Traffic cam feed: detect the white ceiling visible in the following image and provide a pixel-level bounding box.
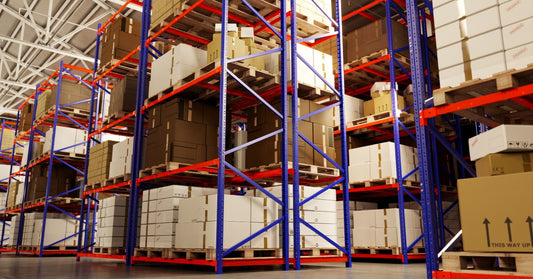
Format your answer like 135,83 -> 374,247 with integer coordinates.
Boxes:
0,0 -> 142,115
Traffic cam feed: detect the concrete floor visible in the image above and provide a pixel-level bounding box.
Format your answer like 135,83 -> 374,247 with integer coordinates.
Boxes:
0,255 -> 428,279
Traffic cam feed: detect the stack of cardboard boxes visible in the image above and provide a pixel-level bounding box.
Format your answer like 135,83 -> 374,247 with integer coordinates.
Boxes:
35,81 -> 92,119
348,142 -> 419,184
27,164 -> 78,201
345,18 -> 409,63
0,192 -> 6,211
363,82 -> 405,117
434,0 -> 533,88
148,44 -> 207,99
42,126 -> 87,155
174,194 -> 279,249
18,103 -> 33,133
247,185 -> 338,248
140,185 -> 218,248
21,142 -> 42,167
95,196 -> 136,248
100,16 -> 146,68
245,96 -> 336,168
6,182 -> 19,208
352,208 -> 423,248
336,201 -> 378,245
108,76 -> 137,117
458,124 -> 533,252
333,95 -> 364,128
207,24 -> 265,71
151,0 -> 187,29
145,98 -> 218,167
108,138 -> 134,179
0,128 -> 22,154
21,213 -> 78,247
87,141 -> 117,184
7,216 -> 19,246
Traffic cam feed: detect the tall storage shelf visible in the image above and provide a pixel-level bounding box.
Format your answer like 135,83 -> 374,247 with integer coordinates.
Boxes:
76,0 -> 353,273
330,0 -> 444,264
406,0 -> 533,278
0,64 -> 96,256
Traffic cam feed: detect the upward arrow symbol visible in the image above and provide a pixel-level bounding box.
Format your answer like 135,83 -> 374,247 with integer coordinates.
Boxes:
527,216 -> 533,247
483,218 -> 491,247
505,217 -> 513,242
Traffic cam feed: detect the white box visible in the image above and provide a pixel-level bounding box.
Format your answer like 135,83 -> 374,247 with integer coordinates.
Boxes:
288,235 -> 337,248
251,222 -> 279,249
146,236 -> 155,247
468,125 -> 533,161
505,43 -> 533,70
353,210 -> 376,228
155,198 -> 180,212
375,227 -> 424,247
155,185 -> 191,199
155,210 -> 179,224
288,210 -> 337,224
467,29 -> 504,60
434,1 -> 464,28
471,52 -> 507,80
154,223 -> 175,236
437,42 -> 466,70
464,0 -> 498,15
153,235 -> 174,248
100,216 -> 126,227
250,196 -> 279,223
464,6 -> 501,37
174,221 -> 251,249
439,63 -> 467,88
375,208 -> 421,229
101,196 -> 128,208
502,17 -> 533,50
333,95 -> 363,127
147,224 -> 156,236
314,50 -> 334,91
499,0 -> 533,26
103,206 -> 127,217
435,20 -> 466,49
348,164 -> 371,183
352,227 -> 376,247
99,226 -> 125,238
148,49 -> 173,98
99,236 -> 124,247
349,146 -> 371,165
178,194 -> 251,223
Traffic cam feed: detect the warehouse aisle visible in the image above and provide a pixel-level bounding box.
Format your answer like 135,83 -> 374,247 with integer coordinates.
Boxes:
0,255 -> 426,278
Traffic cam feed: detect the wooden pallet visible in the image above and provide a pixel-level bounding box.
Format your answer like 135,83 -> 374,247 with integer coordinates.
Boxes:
441,251 -> 533,276
352,246 -> 425,255
36,105 -> 91,125
96,58 -> 148,77
432,64 -> 533,126
343,49 -> 412,88
93,246 -> 126,255
19,245 -> 78,251
346,111 -> 413,129
139,161 -> 217,179
23,197 -> 81,208
245,161 -> 340,179
349,177 -> 420,188
84,174 -> 132,192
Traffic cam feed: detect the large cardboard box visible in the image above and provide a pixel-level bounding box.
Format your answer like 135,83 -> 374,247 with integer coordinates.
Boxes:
476,153 -> 533,177
100,16 -> 146,68
468,125 -> 533,161
458,172 -> 533,252
345,19 -> 409,62
27,164 -> 78,201
373,93 -> 405,114
108,76 -> 137,117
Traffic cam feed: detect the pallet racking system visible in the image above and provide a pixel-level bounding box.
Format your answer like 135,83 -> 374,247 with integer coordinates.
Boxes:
76,0 -> 354,273
0,64 -> 96,256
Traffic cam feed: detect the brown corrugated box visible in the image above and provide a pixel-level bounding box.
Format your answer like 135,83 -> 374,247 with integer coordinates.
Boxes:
36,81 -> 92,119
7,182 -> 18,207
458,172 -> 533,252
87,140 -> 117,184
475,153 -> 533,177
108,76 -> 137,117
27,164 -> 78,201
333,134 -> 369,166
19,103 -> 33,132
100,16 -> 149,68
345,18 -> 409,63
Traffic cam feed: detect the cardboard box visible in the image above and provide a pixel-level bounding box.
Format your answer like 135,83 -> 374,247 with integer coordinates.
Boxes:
434,1 -> 464,28
174,221 -> 251,249
373,93 -> 405,114
468,125 -> 533,161
475,152 -> 533,176
251,222 -> 279,249
499,0 -> 533,26
345,19 -> 409,62
352,227 -> 376,247
178,194 -> 251,223
505,42 -> 533,70
458,172 -> 533,252
471,52 -> 507,80
375,227 -> 423,247
108,76 -> 137,117
501,17 -> 533,50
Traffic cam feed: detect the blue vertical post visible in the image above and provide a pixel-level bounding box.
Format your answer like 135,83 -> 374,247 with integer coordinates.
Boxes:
126,0 -> 152,266
41,64 -> 66,257
78,23 -> 102,258
290,0 -> 301,270
279,0 -> 290,270
334,0 -> 352,267
385,0 -> 409,264
16,85 -> 40,254
405,1 -> 438,277
216,0 -> 229,274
